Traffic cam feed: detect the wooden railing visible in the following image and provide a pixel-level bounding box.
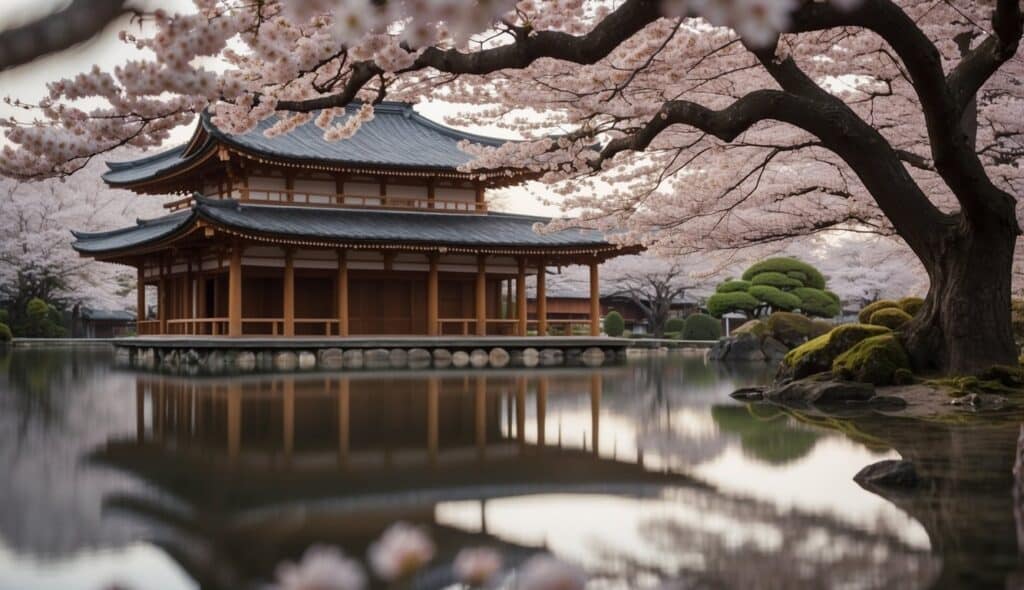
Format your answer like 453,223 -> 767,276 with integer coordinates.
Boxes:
435,318 -> 594,336
165,189 -> 486,213
144,317 -> 594,337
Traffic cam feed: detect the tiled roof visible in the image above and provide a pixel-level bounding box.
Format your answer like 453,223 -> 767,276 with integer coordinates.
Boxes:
72,197 -> 612,255
102,102 -> 507,186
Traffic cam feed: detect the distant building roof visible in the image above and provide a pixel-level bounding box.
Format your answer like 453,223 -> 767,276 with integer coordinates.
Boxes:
80,308 -> 135,321
102,102 -> 511,188
71,196 -> 624,258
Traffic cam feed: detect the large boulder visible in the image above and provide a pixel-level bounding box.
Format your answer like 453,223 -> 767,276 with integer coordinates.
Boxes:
780,323 -> 891,380
868,308 -> 913,330
761,336 -> 789,362
858,300 -> 900,323
765,312 -> 818,348
723,332 -> 766,362
766,379 -> 876,404
831,333 -> 910,385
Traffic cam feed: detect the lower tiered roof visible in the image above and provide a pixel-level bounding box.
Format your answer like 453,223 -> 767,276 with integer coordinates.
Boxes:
72,196 -> 627,259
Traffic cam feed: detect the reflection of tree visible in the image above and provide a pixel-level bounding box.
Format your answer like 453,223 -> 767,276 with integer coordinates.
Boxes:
586,483 -> 939,589
0,347 -> 111,438
781,408 -> 1024,589
710,405 -> 821,465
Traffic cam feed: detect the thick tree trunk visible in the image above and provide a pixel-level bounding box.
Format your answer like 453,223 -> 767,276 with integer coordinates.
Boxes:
903,217 -> 1018,375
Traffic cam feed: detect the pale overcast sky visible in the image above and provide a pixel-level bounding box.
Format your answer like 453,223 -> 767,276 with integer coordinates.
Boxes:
0,0 -> 563,216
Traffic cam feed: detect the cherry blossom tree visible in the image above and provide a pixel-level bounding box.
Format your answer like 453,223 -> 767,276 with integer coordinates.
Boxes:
0,0 -> 1021,373
0,156 -> 167,315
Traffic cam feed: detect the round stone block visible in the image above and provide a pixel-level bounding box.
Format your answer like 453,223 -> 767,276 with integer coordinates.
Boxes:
539,348 -> 564,367
389,348 -> 409,368
470,349 -> 489,368
408,348 -> 432,369
581,347 -> 606,367
319,348 -> 344,370
365,348 -> 391,369
298,351 -> 316,370
452,350 -> 470,368
521,348 -> 539,368
274,351 -> 298,371
433,349 -> 453,369
343,349 -> 364,369
489,348 -> 510,368
234,351 -> 256,371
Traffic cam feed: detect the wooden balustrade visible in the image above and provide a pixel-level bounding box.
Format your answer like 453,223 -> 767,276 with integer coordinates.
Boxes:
164,189 -> 486,213
161,317 -> 340,336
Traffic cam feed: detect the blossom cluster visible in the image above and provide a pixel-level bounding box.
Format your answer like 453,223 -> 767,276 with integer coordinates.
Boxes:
267,521 -> 585,589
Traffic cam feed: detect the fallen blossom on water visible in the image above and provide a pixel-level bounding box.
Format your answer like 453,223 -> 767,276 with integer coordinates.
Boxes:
368,522 -> 436,581
273,545 -> 366,590
515,554 -> 587,590
453,546 -> 503,586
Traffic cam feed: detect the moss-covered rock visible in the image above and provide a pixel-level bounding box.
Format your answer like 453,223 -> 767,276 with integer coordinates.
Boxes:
832,333 -> 910,385
732,319 -> 767,337
868,307 -> 913,329
810,320 -> 834,338
858,300 -> 900,324
781,323 -> 892,380
856,299 -> 897,323
898,296 -> 925,316
766,312 -> 816,348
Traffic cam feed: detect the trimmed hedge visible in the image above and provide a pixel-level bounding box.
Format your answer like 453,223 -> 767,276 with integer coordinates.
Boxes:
741,257 -> 826,290
682,313 -> 722,340
0,322 -> 11,342
748,285 -> 802,310
604,311 -> 625,337
665,317 -> 685,333
717,280 -> 752,293
708,291 -> 761,317
792,287 -> 841,318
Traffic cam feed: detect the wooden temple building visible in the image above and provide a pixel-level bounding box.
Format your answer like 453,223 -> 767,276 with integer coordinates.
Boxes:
73,102 -> 631,339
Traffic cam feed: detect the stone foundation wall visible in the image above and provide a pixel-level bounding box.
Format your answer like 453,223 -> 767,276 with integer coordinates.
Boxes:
117,344 -> 624,375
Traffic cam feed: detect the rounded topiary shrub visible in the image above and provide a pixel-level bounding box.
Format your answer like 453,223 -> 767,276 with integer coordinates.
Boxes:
742,257 -> 827,289
792,287 -> 840,318
869,307 -> 913,329
0,322 -> 11,342
665,317 -> 685,334
604,311 -> 625,337
716,280 -> 751,293
898,296 -> 924,316
707,291 -> 761,317
858,300 -> 899,323
682,313 -> 722,340
748,285 -> 801,311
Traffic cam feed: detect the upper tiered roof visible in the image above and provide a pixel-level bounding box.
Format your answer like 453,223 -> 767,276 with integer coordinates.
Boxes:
103,102 -> 514,191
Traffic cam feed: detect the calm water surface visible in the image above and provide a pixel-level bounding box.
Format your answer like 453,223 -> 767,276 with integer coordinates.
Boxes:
0,346 -> 1020,589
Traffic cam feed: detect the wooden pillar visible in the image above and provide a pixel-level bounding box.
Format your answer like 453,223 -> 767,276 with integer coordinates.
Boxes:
196,268 -> 207,334
336,250 -> 349,337
427,377 -> 439,463
475,255 -> 487,336
516,257 -> 527,336
283,248 -> 295,337
537,259 -> 548,336
158,259 -> 167,335
337,378 -> 350,466
228,243 -> 243,336
136,266 -> 146,332
589,260 -> 600,336
427,254 -> 439,336
184,259 -> 194,334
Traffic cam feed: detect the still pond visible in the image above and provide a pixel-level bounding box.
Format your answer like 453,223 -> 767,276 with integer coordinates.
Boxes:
0,346 -> 1021,589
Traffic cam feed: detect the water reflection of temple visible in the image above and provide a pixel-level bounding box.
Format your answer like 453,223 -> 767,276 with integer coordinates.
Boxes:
95,372 -> 693,589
